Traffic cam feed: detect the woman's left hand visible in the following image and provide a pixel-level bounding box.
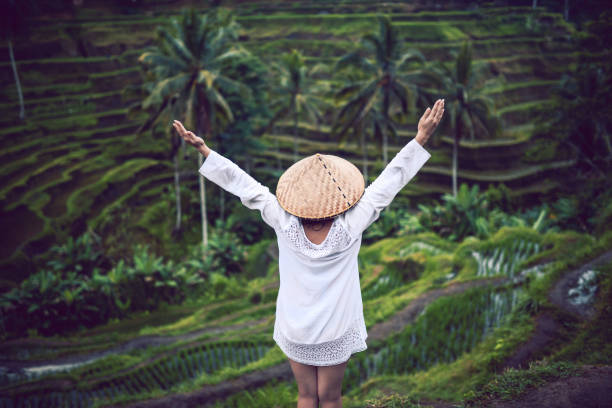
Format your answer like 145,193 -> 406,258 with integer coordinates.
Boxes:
173,120 -> 211,156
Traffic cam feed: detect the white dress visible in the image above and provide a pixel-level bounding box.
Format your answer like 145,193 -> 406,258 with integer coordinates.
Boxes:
199,138 -> 432,366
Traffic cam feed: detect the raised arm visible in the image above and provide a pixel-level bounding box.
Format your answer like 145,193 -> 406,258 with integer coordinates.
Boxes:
173,120 -> 286,231
342,99 -> 444,237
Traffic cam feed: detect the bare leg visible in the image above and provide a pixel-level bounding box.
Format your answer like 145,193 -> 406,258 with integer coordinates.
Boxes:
317,360 -> 348,408
289,358 -> 318,408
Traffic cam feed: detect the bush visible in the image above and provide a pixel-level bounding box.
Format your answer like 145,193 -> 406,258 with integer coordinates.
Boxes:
204,219 -> 248,277
0,240 -> 208,339
43,229 -> 111,277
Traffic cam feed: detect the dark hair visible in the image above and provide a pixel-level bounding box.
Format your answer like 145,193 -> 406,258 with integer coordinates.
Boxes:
299,216 -> 336,225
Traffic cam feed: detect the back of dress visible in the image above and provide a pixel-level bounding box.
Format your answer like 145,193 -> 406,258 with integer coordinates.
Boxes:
198,138 -> 432,366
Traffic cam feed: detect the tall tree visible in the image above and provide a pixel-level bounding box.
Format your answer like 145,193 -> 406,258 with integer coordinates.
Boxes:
537,61 -> 612,176
429,41 -> 502,197
332,71 -> 381,182
138,8 -> 252,246
1,0 -> 38,120
334,15 -> 430,165
266,49 -> 329,162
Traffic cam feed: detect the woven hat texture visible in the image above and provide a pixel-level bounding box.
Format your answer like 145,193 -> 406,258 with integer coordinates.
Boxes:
276,153 -> 365,219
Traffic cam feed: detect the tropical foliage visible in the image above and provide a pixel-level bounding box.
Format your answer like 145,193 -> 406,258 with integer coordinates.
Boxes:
428,41 -> 502,197
536,61 -> 612,177
138,8 -> 254,245
3,4 -> 612,408
265,49 -> 329,161
334,15 -> 432,166
0,227 -> 249,339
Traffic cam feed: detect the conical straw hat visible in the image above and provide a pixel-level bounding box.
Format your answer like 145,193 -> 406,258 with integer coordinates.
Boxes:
276,153 -> 365,220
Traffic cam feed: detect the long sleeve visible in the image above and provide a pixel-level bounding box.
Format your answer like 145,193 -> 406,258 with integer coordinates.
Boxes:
343,138 -> 432,237
198,150 -> 286,230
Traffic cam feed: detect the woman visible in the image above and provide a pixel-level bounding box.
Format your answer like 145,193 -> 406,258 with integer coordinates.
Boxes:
173,98 -> 444,408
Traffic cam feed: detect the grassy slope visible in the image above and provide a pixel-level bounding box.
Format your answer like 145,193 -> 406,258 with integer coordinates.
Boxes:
2,227 -> 609,408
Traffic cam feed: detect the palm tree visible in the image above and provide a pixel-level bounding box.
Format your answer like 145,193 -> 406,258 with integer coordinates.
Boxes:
265,49 -> 329,162
1,0 -> 34,120
540,61 -> 612,176
138,8 -> 252,246
332,71 -> 383,182
334,15 -> 431,166
429,41 -> 502,197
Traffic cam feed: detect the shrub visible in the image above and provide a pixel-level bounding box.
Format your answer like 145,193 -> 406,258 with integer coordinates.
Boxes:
204,219 -> 248,277
0,241 -> 208,339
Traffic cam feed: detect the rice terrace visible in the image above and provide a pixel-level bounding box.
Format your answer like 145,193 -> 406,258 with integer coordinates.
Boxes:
0,0 -> 611,407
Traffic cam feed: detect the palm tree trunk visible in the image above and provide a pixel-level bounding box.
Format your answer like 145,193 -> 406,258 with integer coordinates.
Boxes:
383,90 -> 390,166
360,126 -> 368,182
564,0 -> 569,21
532,0 -> 537,9
196,121 -> 209,247
274,125 -> 281,172
382,131 -> 388,166
8,39 -> 25,120
218,145 -> 225,222
197,153 -> 208,247
453,130 -> 459,198
173,152 -> 182,234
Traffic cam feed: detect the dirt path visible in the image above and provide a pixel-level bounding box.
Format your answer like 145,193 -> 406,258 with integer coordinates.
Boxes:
548,250 -> 612,319
123,276 -> 511,408
501,249 -> 612,371
490,365 -> 612,408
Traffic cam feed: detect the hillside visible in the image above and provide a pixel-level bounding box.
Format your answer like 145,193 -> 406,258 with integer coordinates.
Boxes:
1,0 -> 608,283
0,225 -> 610,407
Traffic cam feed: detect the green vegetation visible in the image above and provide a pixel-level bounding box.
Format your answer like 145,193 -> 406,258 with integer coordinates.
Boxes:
463,360 -> 582,407
0,1 -> 610,407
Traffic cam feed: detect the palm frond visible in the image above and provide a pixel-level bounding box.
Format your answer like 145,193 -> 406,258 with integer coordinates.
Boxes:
142,73 -> 190,109
207,87 -> 234,123
158,26 -> 194,64
456,41 -> 473,86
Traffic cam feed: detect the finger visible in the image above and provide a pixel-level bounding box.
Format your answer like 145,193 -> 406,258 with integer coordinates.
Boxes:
435,103 -> 445,120
172,123 -> 185,137
176,120 -> 188,134
433,99 -> 444,117
422,107 -> 432,120
430,99 -> 442,115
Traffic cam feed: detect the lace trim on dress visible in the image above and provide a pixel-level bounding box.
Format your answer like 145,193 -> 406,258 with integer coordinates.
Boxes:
274,316 -> 367,366
283,217 -> 353,258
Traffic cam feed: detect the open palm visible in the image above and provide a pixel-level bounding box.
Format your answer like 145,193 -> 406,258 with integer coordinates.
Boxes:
417,99 -> 445,145
172,120 -> 206,148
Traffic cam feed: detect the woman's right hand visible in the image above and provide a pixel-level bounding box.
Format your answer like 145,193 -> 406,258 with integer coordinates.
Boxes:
416,98 -> 445,146
173,120 -> 211,157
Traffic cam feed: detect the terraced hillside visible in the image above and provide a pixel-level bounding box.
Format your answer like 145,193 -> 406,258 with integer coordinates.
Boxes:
0,225 -> 609,407
0,0 -> 607,282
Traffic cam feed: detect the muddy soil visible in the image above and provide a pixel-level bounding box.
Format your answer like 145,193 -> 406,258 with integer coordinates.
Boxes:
490,365 -> 612,408
501,250 -> 612,371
